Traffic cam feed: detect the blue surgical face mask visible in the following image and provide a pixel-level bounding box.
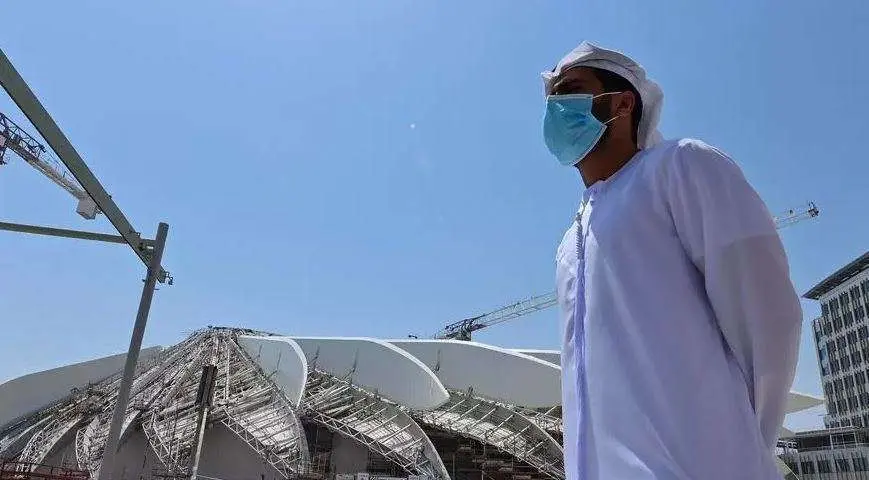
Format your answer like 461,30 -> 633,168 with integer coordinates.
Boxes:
543,93 -> 620,167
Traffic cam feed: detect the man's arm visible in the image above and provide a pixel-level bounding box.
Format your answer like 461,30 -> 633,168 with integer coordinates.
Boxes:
661,139 -> 802,449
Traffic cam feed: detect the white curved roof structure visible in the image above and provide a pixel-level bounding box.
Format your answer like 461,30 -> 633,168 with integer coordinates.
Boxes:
290,337 -> 449,411
390,339 -> 561,408
512,349 -> 561,366
0,346 -> 162,429
238,335 -> 308,407
785,391 -> 824,413
0,327 -> 826,480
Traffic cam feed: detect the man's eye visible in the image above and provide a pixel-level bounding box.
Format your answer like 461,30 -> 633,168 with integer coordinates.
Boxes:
553,84 -> 582,95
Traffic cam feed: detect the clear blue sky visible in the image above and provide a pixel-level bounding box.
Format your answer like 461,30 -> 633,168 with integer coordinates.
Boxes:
1,0 -> 867,431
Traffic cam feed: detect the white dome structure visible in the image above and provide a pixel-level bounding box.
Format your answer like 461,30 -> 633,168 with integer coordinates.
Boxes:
0,327 -> 821,480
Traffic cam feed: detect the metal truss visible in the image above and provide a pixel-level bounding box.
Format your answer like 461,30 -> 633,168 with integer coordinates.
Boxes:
142,400 -> 200,475
74,332 -> 209,476
219,336 -> 310,477
18,413 -> 87,467
415,390 -> 564,480
0,417 -> 52,459
509,406 -> 562,436
15,379 -> 121,469
301,369 -> 449,480
68,329 -> 309,479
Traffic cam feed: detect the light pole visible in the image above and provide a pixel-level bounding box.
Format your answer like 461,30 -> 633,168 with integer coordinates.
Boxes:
0,47 -> 173,480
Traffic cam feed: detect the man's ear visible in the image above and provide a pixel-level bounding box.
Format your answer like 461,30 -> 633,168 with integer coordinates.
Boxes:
614,91 -> 636,117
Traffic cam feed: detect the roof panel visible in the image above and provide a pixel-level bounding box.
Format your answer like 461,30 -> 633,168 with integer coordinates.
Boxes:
390,340 -> 561,408
238,335 -> 307,407
512,349 -> 560,366
803,251 -> 869,299
289,337 -> 449,411
0,347 -> 162,430
786,391 -> 824,413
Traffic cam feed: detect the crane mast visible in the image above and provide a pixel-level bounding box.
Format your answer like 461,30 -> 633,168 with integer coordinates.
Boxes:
0,110 -> 98,219
435,202 -> 820,340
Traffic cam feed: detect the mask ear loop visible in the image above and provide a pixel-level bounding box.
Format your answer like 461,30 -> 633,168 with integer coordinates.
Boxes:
603,114 -> 624,125
593,91 -> 627,126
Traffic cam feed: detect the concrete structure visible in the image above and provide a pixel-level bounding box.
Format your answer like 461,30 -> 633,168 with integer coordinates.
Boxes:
0,327 -> 820,480
805,251 -> 869,428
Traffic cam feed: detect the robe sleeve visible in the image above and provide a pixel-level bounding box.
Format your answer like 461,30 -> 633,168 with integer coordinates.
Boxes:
661,139 -> 802,450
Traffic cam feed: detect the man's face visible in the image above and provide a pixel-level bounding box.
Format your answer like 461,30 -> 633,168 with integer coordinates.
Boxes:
549,67 -> 616,150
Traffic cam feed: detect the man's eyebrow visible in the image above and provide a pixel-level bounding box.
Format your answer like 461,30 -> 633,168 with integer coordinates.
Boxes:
552,78 -> 586,91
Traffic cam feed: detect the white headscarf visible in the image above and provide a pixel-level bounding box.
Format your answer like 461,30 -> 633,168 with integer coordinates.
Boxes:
541,41 -> 664,149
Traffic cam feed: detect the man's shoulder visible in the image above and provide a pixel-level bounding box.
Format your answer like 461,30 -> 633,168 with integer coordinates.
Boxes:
641,137 -> 738,177
645,137 -> 730,160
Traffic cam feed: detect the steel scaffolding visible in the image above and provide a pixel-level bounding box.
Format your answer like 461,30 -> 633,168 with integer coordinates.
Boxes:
414,391 -> 564,480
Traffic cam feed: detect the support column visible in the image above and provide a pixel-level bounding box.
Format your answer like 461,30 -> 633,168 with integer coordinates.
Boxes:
98,222 -> 169,480
189,365 -> 218,480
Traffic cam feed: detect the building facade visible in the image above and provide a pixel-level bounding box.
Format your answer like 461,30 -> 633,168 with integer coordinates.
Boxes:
806,251 -> 869,428
779,427 -> 869,479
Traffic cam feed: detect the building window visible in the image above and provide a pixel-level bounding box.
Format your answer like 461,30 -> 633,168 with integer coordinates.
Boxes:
801,461 -> 816,474
854,352 -> 863,366
843,356 -> 852,370
837,458 -> 852,472
860,326 -> 869,339
819,459 -> 832,473
855,456 -> 868,472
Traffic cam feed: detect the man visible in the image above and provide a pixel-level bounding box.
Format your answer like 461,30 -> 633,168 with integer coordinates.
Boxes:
544,42 -> 802,479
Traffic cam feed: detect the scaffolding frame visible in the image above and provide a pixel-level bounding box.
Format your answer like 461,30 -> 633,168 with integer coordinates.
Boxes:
0,460 -> 90,480
301,370 -> 449,480
415,391 -> 564,480
58,330 -> 310,480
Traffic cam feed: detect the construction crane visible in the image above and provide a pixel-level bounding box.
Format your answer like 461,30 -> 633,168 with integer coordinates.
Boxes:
0,110 -> 99,219
435,202 -> 820,341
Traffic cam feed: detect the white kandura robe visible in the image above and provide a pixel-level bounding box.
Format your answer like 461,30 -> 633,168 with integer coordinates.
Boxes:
556,139 -> 802,480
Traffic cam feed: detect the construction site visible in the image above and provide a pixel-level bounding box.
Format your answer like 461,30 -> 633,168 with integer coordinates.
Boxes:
0,324 -> 824,480
0,15 -> 834,480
